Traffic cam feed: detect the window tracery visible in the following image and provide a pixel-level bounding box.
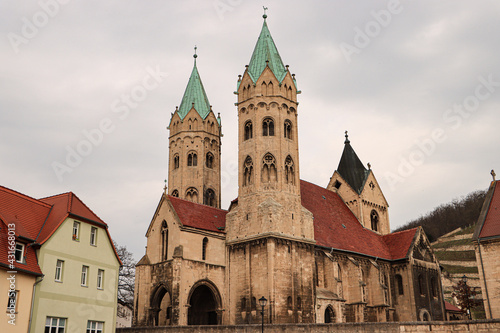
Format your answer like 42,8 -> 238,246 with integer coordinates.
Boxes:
262,118 -> 274,136
261,153 -> 277,183
243,156 -> 253,186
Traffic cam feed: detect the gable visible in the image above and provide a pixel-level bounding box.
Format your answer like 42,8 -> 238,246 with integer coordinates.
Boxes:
474,180 -> 500,239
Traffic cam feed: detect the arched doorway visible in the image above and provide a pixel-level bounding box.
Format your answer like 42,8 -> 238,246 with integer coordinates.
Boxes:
150,284 -> 172,326
188,280 -> 222,325
324,305 -> 335,323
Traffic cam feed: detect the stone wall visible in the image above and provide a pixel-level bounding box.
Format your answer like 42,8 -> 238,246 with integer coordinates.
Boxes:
118,320 -> 500,333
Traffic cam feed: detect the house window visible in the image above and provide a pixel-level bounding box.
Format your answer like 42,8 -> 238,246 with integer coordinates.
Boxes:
45,317 -> 66,333
86,321 -> 104,333
395,274 -> 404,295
7,290 -> 18,313
284,120 -> 292,139
262,118 -> 274,136
72,221 -> 80,241
55,260 -> 64,282
206,152 -> 214,169
202,237 -> 208,261
244,121 -> 253,140
14,242 -> 24,263
173,154 -> 179,169
90,227 -> 97,246
161,221 -> 168,260
187,152 -> 197,166
97,269 -> 104,289
370,210 -> 379,232
81,266 -> 89,286
243,156 -> 253,186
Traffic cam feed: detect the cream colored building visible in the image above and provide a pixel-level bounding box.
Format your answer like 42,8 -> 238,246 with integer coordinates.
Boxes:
134,14 -> 445,326
474,178 -> 500,319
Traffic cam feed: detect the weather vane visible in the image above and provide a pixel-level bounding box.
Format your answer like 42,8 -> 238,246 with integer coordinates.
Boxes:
194,45 -> 197,59
263,6 -> 268,19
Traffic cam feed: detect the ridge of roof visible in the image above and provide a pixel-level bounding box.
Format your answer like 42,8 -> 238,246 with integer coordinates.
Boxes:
247,18 -> 287,83
475,180 -> 500,239
337,136 -> 369,194
177,56 -> 212,120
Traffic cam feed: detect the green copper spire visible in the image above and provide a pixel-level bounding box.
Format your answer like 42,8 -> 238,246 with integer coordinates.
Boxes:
247,14 -> 287,83
177,47 -> 211,120
337,131 -> 370,194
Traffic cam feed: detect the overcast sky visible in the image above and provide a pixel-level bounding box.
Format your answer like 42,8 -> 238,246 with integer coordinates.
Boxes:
2,1 -> 500,260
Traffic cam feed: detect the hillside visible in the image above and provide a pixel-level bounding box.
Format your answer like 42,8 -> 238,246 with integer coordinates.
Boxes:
393,190 -> 487,242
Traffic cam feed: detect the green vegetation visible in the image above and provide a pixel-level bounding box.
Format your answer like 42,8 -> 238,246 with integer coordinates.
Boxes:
433,250 -> 476,261
441,264 -> 478,274
432,238 -> 472,249
451,225 -> 476,237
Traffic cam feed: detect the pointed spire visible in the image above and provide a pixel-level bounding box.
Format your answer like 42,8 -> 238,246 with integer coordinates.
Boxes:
177,47 -> 212,120
247,11 -> 287,83
337,133 -> 369,194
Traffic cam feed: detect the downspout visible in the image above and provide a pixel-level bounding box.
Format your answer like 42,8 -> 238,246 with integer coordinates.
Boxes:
28,274 -> 44,333
477,239 -> 493,318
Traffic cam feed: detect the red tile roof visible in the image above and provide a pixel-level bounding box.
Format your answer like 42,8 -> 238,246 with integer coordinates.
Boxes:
445,300 -> 463,312
168,195 -> 227,233
300,180 -> 417,260
478,181 -> 500,239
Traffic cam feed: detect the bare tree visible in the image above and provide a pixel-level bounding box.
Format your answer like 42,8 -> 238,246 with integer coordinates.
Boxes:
114,241 -> 136,310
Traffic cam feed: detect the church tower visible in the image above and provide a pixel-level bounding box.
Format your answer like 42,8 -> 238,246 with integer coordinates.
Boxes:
225,13 -> 316,324
167,50 -> 222,208
327,132 -> 390,234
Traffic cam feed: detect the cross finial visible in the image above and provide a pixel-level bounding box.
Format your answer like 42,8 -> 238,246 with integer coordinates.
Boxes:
492,169 -> 496,181
344,130 -> 350,144
263,6 -> 268,19
163,179 -> 167,194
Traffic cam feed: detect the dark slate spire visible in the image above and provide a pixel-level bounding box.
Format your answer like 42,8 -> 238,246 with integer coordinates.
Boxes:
177,47 -> 211,120
337,131 -> 369,194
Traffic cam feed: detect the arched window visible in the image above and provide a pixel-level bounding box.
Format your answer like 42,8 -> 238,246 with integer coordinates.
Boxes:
262,118 -> 274,136
204,189 -> 216,207
243,156 -> 253,186
431,277 -> 438,297
361,269 -> 367,302
261,153 -> 277,183
185,188 -> 198,202
371,210 -> 379,232
287,296 -> 292,311
395,274 -> 404,295
241,297 -> 247,312
297,297 -> 301,311
173,154 -> 179,169
171,190 -> 179,197
325,305 -> 335,323
418,274 -> 425,295
187,152 -> 197,166
251,297 -> 257,311
267,81 -> 273,95
206,152 -> 214,169
244,121 -> 253,140
202,237 -> 208,260
284,120 -> 292,139
285,155 -> 295,185
161,221 -> 168,260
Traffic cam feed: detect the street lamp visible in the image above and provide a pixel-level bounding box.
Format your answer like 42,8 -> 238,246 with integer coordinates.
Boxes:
462,275 -> 472,320
259,296 -> 267,333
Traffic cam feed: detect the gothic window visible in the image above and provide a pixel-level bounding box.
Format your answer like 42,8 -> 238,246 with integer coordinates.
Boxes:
431,277 -> 438,298
185,187 -> 198,202
244,121 -> 253,140
171,190 -> 179,197
202,237 -> 208,260
251,297 -> 257,311
261,82 -> 267,96
371,210 -> 379,232
395,274 -> 404,295
187,152 -> 197,166
262,118 -> 274,136
243,156 -> 253,186
287,296 -> 292,311
161,221 -> 168,260
324,305 -> 335,323
284,120 -> 292,139
418,274 -> 425,295
361,269 -> 367,302
284,155 -> 295,185
267,81 -> 273,95
206,152 -> 214,168
204,189 -> 216,207
297,297 -> 302,311
315,261 -> 319,287
173,154 -> 179,169
261,153 -> 277,183
241,298 -> 247,312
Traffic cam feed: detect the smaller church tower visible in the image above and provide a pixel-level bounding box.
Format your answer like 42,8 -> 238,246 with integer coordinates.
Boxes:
327,132 -> 390,234
167,49 -> 222,207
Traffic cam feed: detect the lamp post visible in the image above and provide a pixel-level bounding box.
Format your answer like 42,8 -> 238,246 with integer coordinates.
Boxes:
259,296 -> 267,333
462,275 -> 472,320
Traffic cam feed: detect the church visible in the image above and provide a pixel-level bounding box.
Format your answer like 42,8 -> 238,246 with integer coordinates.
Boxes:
133,13 -> 445,326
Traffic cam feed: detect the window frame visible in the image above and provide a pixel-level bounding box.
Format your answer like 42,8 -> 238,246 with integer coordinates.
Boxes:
97,269 -> 104,290
72,221 -> 80,241
55,260 -> 64,282
86,320 -> 104,333
14,242 -> 25,263
45,317 -> 66,333
90,227 -> 97,246
7,290 -> 18,313
81,265 -> 89,287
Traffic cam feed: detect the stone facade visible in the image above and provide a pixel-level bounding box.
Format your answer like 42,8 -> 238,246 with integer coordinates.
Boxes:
134,15 -> 445,327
